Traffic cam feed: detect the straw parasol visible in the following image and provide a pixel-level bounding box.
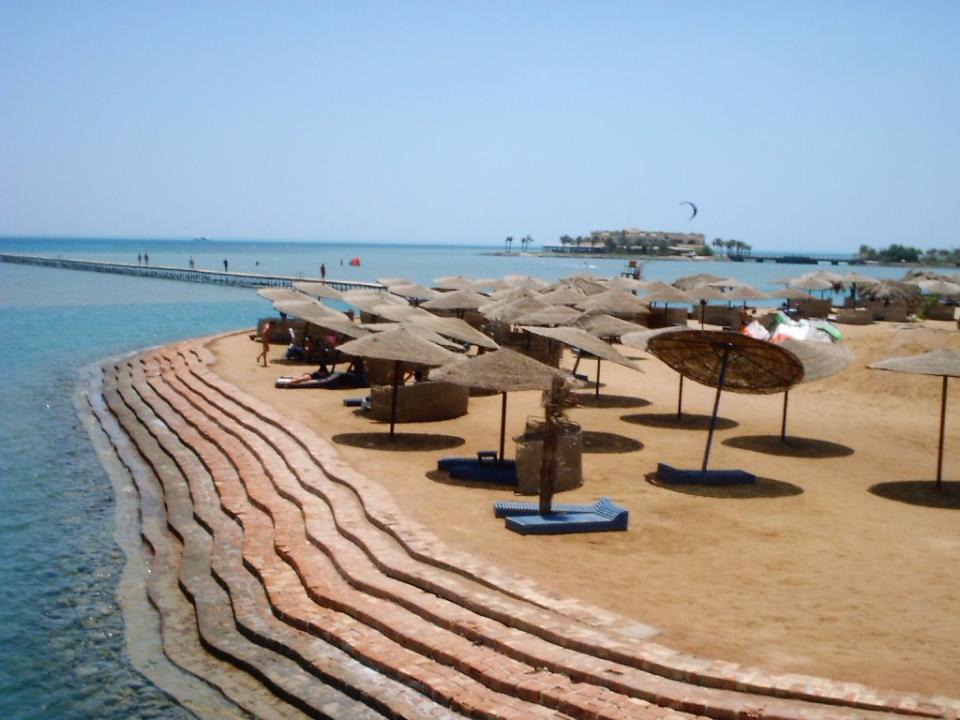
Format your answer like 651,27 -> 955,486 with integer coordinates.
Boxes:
721,286 -> 770,305
572,313 -> 643,340
273,298 -> 348,322
789,276 -> 834,292
434,275 -> 480,291
432,348 -> 576,462
520,325 -> 641,399
604,276 -> 648,292
706,277 -> 754,290
622,326 -> 694,417
336,327 -> 460,438
389,283 -> 437,301
916,279 -> 960,297
420,288 -> 489,312
869,349 -> 960,488
538,286 -> 590,305
341,288 -> 407,307
504,274 -> 549,290
575,290 -> 651,317
369,303 -> 431,323
257,287 -> 307,304
673,273 -> 725,291
515,305 -> 582,326
543,276 -> 607,296
777,339 -> 855,441
768,287 -> 817,301
292,281 -> 343,301
648,331 -> 804,475
377,277 -> 412,287
640,285 -> 695,306
273,300 -> 364,340
841,272 -> 880,287
487,286 -> 538,303
360,322 -> 465,351
409,314 -> 499,350
483,296 -> 549,324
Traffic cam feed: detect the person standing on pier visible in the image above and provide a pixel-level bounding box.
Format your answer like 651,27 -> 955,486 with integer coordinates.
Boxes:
320,263 -> 326,279
223,258 -> 228,272
144,252 -> 149,265
137,253 -> 142,265
189,256 -> 194,269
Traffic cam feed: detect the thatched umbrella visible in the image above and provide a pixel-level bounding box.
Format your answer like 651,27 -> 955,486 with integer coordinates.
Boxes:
341,288 -> 408,308
706,277 -> 754,290
515,305 -> 582,326
721,286 -> 770,306
292,281 -> 343,301
483,296 -> 549,324
622,327 -> 694,417
369,303 -> 431,323
604,276 -> 648,292
543,276 -> 607,295
641,284 -> 695,309
336,328 -> 459,438
487,286 -> 538,303
789,276 -> 834,293
257,287 -> 307,304
378,277 -> 412,287
777,339 -> 855,442
389,283 -> 438,301
273,298 -> 349,323
432,348 -> 574,462
538,286 -> 590,305
421,288 -> 489,313
360,321 -> 465,351
520,325 -> 641,399
572,313 -> 642,340
685,285 -> 727,329
869,349 -> 960,488
409,314 -> 499,350
434,275 -> 480,291
575,290 -> 650,317
504,274 -> 549,290
916,279 -> 960,297
647,331 -> 804,476
673,273 -> 725,291
276,300 -> 365,336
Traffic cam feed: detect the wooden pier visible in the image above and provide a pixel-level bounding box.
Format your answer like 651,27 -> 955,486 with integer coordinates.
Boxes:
0,253 -> 383,292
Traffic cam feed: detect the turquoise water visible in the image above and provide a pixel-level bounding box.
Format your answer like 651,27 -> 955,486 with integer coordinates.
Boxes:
0,238 -> 944,718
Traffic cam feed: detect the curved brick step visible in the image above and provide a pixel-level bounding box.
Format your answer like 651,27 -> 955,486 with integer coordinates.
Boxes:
155,347 -> 953,720
124,354 -> 582,720
174,344 -> 960,720
135,352 -> 654,720
94,368 -> 315,720
106,363 -> 388,719
123,357 -> 466,720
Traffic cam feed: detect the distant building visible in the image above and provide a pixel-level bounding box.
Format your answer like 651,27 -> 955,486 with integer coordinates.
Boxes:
543,227 -> 706,254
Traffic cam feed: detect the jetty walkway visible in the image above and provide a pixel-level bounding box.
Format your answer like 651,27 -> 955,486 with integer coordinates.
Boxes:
0,253 -> 381,292
77,334 -> 960,719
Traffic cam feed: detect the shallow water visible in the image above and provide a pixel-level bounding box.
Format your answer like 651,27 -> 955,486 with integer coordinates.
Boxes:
0,238 -> 945,718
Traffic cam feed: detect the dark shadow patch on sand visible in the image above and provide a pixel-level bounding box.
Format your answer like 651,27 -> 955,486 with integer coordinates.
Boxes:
572,393 -> 652,409
869,481 -> 960,509
722,435 -> 854,458
332,433 -> 464,452
468,387 -> 500,397
426,469 -> 517,491
644,471 -> 803,499
581,431 -> 644,454
621,412 -> 738,431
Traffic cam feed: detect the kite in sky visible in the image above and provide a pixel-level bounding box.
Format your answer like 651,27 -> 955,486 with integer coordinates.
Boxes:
680,201 -> 698,220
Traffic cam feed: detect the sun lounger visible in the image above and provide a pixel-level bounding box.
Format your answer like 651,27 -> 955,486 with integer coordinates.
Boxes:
447,461 -> 517,485
438,452 -> 512,471
275,371 -> 368,390
494,496 -> 612,518
504,498 -> 629,535
342,396 -> 371,409
656,462 -> 755,486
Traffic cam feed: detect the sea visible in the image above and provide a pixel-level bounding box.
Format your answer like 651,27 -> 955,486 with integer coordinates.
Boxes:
0,237 -> 942,718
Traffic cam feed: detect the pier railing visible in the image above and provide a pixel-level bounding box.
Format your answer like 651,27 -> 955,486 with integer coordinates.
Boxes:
0,253 -> 384,292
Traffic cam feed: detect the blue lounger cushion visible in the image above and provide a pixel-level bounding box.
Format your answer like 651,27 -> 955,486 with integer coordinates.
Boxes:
504,498 -> 629,535
494,497 -> 612,518
656,462 -> 755,486
447,462 -> 518,486
437,455 -> 515,471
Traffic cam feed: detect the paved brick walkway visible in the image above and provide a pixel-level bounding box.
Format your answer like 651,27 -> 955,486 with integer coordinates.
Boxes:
83,337 -> 960,720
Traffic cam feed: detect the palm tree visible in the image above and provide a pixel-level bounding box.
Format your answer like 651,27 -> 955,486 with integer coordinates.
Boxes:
505,236 -> 513,253
521,235 -> 533,253
712,238 -> 724,255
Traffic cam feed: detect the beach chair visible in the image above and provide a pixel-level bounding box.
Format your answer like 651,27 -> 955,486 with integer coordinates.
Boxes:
493,496 -> 612,518
504,498 -> 629,535
438,452 -> 518,485
656,462 -> 755,486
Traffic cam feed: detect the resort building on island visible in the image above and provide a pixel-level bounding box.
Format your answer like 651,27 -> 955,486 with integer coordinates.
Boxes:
544,227 -> 707,255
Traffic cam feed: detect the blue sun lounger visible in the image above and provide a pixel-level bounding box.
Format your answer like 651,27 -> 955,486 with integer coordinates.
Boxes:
438,451 -> 517,485
656,462 -> 755,486
494,496 -> 613,518
504,498 -> 629,535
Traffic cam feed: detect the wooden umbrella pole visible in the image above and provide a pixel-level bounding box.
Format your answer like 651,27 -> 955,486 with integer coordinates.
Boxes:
701,344 -> 731,475
937,376 -> 948,489
389,359 -> 401,439
677,374 -> 684,420
595,356 -> 601,399
781,390 -> 790,443
499,391 -> 508,463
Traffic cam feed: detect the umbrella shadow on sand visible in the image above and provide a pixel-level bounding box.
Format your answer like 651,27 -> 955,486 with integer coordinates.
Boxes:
332,432 -> 464,452
621,412 -> 738,431
573,393 -> 651,409
868,481 -> 960,509
581,431 -> 644,454
644,471 -> 803,499
722,435 -> 854,459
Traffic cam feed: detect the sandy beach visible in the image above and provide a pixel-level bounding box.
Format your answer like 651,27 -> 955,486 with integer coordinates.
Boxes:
210,319 -> 960,697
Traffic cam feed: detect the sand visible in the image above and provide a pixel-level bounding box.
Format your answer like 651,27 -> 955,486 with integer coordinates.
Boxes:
210,320 -> 960,696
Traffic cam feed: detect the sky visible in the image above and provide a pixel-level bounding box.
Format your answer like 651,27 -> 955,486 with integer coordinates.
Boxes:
1,1 -> 957,252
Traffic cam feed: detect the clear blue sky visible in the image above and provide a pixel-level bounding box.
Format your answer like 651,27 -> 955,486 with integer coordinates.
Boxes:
1,1 -> 957,251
